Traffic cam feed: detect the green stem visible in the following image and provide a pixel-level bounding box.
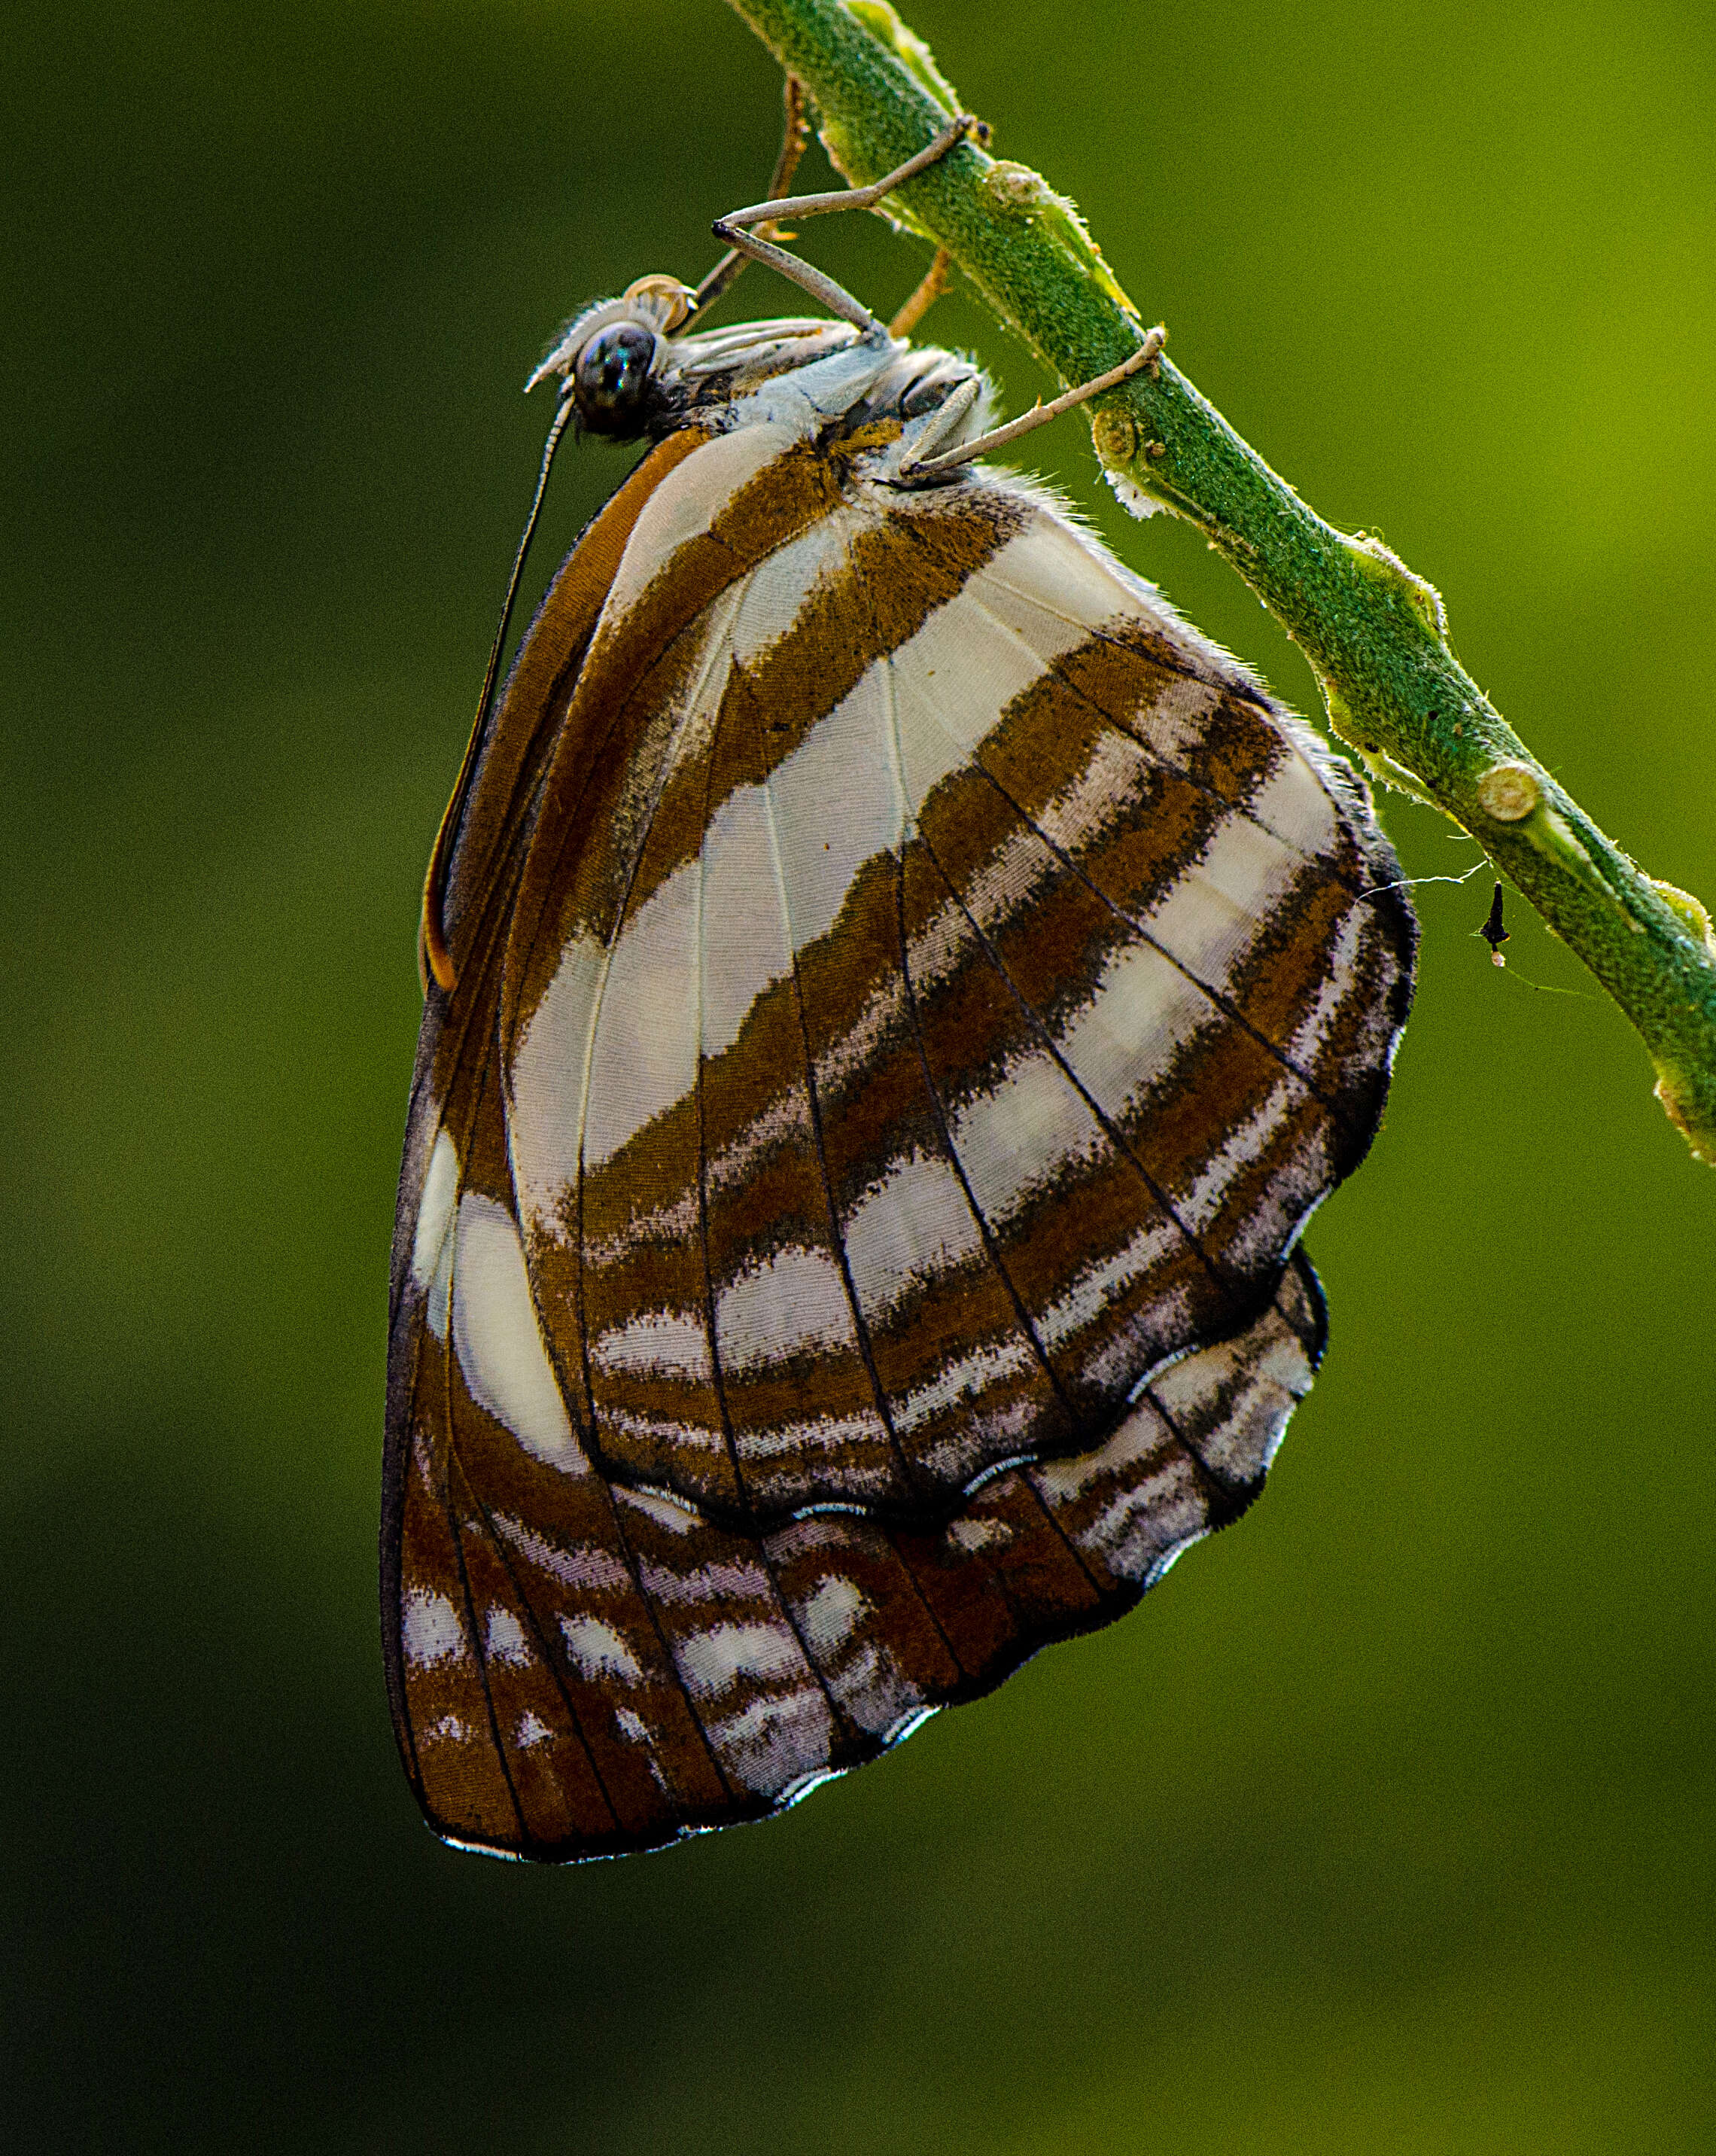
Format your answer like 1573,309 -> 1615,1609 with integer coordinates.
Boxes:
723,0 -> 1716,1166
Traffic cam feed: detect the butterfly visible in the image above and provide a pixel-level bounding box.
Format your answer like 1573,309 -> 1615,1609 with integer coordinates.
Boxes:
382,107 -> 1417,1860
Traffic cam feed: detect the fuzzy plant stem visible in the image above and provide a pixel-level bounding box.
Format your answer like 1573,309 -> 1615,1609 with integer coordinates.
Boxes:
722,0 -> 1716,1166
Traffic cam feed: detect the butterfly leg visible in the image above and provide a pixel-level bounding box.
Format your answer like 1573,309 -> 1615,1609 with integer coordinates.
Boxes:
707,112 -> 981,334
901,324 -> 1168,480
687,75 -> 814,324
888,245 -> 954,338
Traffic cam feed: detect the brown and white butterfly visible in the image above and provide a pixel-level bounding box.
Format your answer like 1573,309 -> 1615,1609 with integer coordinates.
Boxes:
382,120 -> 1416,1860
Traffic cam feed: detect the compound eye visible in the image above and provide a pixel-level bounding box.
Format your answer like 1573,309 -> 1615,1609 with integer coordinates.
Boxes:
572,321 -> 658,434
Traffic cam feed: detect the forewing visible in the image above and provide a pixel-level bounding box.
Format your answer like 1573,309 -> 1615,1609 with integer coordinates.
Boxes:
497,455 -> 1410,1521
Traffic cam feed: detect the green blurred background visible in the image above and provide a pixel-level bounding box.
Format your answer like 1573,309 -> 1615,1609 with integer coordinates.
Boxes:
5,0 -> 1713,2146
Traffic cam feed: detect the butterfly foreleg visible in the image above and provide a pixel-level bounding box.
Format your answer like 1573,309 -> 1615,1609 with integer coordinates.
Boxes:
705,111 -> 981,333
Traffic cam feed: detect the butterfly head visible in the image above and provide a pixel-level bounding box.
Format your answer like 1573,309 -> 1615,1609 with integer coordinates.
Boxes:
522,276 -> 693,433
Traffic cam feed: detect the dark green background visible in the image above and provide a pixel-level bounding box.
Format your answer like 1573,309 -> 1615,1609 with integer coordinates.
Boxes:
5,1 -> 1713,2146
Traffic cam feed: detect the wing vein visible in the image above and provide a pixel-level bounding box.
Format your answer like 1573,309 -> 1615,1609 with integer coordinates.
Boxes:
909,666 -> 1349,1120
444,1450 -> 531,1846
960,575 -> 1366,895
910,818 -> 1230,1296
507,585 -> 755,1809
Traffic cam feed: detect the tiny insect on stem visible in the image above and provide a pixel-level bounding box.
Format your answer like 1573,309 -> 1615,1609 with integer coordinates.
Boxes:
1478,881 -> 1511,967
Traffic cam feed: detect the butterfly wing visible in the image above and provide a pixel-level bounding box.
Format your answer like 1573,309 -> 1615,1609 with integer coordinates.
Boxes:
384,425 -> 1413,1859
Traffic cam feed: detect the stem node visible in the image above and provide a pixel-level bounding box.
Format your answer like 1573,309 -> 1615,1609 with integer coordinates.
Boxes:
1477,763 -> 1541,824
